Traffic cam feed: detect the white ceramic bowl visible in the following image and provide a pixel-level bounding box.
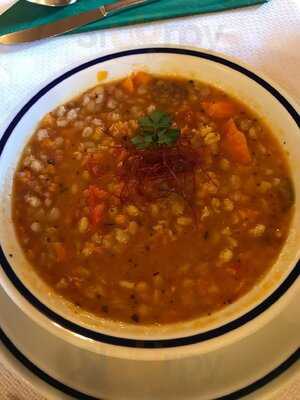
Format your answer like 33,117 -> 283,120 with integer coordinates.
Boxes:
0,46 -> 299,361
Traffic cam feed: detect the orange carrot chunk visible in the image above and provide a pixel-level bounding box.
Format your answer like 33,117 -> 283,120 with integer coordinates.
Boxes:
223,118 -> 252,164
202,100 -> 237,119
90,203 -> 105,226
86,185 -> 108,208
133,71 -> 152,86
97,70 -> 108,81
121,76 -> 134,93
53,242 -> 67,263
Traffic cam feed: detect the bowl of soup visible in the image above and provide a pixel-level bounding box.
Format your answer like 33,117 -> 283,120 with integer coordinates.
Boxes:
0,47 -> 299,360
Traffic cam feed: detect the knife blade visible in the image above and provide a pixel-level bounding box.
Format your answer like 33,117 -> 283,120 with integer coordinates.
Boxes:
0,0 -> 155,44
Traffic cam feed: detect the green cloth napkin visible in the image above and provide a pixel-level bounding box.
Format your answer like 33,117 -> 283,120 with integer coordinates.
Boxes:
0,0 -> 268,37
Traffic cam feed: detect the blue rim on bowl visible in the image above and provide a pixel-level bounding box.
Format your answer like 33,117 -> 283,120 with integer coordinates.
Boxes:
0,47 -> 299,349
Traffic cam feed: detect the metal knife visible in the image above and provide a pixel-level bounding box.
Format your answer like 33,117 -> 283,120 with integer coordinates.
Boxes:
0,0 -> 156,45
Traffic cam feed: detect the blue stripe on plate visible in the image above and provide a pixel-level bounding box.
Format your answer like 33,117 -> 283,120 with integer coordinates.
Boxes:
0,326 -> 299,400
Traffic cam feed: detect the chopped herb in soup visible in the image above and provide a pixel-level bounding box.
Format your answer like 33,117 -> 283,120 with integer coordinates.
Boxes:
12,72 -> 294,324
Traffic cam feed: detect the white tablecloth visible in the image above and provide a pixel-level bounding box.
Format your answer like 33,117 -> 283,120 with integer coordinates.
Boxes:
0,0 -> 299,398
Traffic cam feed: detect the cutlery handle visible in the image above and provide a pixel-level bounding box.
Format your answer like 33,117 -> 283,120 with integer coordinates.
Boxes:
104,0 -> 157,16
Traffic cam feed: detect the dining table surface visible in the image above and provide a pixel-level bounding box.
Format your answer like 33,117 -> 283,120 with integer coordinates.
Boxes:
0,0 -> 299,398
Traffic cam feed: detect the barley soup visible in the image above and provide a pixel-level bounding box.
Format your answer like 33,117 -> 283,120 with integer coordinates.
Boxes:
12,72 -> 294,324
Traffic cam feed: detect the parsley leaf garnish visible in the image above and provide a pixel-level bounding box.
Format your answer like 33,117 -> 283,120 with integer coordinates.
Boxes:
131,110 -> 180,149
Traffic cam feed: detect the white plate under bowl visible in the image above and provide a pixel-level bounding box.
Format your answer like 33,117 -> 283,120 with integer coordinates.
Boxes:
0,46 -> 299,361
0,283 -> 299,400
